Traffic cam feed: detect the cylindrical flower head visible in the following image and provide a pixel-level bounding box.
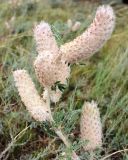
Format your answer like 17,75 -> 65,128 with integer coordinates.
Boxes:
34,53 -> 70,87
13,70 -> 52,122
34,21 -> 59,56
60,5 -> 115,63
80,101 -> 102,151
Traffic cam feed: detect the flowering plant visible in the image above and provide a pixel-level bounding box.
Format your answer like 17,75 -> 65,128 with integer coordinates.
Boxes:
13,5 -> 115,159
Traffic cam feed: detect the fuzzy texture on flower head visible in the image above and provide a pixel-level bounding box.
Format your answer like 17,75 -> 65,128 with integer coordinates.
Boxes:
60,5 -> 115,63
13,70 -> 52,122
34,53 -> 70,87
34,22 -> 70,102
34,21 -> 59,56
34,22 -> 70,94
80,101 -> 102,151
33,5 -> 115,102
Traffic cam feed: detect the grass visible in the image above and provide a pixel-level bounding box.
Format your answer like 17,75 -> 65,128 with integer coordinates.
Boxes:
0,0 -> 128,159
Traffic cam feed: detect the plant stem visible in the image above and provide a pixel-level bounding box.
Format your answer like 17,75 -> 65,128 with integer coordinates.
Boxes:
55,129 -> 70,147
0,126 -> 29,160
90,150 -> 94,160
54,128 -> 80,160
101,148 -> 128,160
45,88 -> 80,160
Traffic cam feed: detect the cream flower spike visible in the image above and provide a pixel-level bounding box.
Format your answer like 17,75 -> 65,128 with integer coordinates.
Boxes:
34,21 -> 59,56
34,22 -> 70,86
34,22 -> 70,102
60,5 -> 115,63
34,53 -> 70,87
80,101 -> 102,151
13,70 -> 52,122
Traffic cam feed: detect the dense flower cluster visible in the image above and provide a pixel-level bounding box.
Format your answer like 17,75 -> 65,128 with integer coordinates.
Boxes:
13,70 -> 52,121
80,101 -> 102,151
60,5 -> 115,63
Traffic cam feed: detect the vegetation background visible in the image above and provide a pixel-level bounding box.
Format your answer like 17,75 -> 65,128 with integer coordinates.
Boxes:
0,0 -> 128,159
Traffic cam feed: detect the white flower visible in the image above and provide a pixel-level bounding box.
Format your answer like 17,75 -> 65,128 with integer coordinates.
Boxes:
80,101 -> 102,151
34,21 -> 59,56
60,5 -> 115,63
13,70 -> 52,121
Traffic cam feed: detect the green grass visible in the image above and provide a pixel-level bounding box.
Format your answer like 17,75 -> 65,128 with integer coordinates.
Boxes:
0,0 -> 128,159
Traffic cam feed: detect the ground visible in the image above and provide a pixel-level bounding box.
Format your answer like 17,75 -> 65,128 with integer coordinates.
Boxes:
0,0 -> 128,160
